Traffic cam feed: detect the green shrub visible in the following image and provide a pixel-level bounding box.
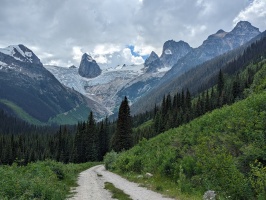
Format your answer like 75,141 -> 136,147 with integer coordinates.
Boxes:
0,160 -> 98,199
104,150 -> 119,170
250,160 -> 266,199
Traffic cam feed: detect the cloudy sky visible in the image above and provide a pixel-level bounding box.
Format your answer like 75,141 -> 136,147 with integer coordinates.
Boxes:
0,0 -> 265,68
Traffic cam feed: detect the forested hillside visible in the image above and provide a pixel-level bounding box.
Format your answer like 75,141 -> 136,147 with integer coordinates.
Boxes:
131,31 -> 266,115
107,61 -> 266,199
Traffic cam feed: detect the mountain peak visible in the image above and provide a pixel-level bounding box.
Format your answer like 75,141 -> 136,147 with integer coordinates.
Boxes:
235,21 -> 252,29
160,40 -> 192,67
232,21 -> 260,34
216,29 -> 226,34
78,53 -> 101,78
144,51 -> 159,67
82,53 -> 93,61
0,44 -> 42,65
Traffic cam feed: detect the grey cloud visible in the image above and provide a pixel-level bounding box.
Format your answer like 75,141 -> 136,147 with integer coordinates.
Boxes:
0,0 -> 264,67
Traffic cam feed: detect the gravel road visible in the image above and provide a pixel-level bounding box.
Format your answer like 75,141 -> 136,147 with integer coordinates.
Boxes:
68,165 -> 176,200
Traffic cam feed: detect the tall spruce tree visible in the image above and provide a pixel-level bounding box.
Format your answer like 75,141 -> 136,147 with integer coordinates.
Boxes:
85,111 -> 99,161
112,96 -> 133,152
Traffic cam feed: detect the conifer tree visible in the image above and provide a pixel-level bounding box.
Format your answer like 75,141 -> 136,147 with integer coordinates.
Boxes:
112,96 -> 133,152
85,111 -> 99,161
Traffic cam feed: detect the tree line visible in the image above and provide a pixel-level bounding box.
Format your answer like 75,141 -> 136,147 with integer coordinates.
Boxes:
1,59 -> 263,165
0,97 -> 133,165
133,60 -> 265,142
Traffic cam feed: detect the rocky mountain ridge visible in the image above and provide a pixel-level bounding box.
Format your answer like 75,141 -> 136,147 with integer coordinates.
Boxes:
0,45 -> 108,124
130,21 -> 263,115
1,21 -> 261,121
162,21 -> 261,82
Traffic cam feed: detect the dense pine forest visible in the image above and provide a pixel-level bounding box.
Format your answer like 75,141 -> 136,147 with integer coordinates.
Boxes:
0,96 -> 134,165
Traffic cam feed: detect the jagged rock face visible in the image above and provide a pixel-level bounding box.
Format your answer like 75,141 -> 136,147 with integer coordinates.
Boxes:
78,53 -> 102,78
144,41 -> 192,73
160,40 -> 192,67
144,51 -> 164,73
0,44 -> 42,65
144,51 -> 159,67
162,21 -> 261,81
225,21 -> 261,48
0,44 -> 90,122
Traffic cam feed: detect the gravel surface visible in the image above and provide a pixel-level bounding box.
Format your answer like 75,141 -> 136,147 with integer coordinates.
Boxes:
68,165 -> 176,200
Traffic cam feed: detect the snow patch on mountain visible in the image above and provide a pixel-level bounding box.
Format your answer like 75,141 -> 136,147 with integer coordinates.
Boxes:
164,49 -> 172,54
0,45 -> 32,62
0,61 -> 7,66
45,63 -> 167,114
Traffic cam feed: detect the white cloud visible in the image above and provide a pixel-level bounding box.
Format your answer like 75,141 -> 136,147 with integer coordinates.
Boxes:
72,46 -> 83,63
0,0 -> 265,68
131,56 -> 144,65
94,55 -> 108,64
133,36 -> 157,56
92,44 -> 121,55
122,48 -> 144,65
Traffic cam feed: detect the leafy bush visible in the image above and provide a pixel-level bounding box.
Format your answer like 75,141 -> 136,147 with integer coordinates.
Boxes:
250,160 -> 266,199
104,150 -> 119,170
0,160 -> 98,199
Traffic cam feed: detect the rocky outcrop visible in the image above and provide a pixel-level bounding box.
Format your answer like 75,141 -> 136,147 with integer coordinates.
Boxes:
0,44 -> 92,123
78,53 -> 102,78
160,40 -> 192,67
144,51 -> 164,73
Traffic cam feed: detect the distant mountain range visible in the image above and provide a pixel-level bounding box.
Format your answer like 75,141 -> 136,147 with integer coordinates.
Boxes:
162,21 -> 261,82
0,45 -> 108,124
130,21 -> 262,114
0,21 -> 263,123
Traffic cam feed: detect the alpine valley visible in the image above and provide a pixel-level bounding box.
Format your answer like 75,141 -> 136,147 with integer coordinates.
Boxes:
1,16 -> 266,200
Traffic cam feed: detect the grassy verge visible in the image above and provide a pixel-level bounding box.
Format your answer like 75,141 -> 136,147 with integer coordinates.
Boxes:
104,182 -> 132,200
113,171 -> 200,200
0,160 -> 100,199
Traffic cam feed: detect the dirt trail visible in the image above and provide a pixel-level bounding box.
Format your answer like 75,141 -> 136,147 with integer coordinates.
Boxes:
68,165 -> 176,200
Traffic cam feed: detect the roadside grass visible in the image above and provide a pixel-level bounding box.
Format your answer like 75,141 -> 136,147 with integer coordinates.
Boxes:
0,160 -> 100,200
115,171 -> 201,200
104,182 -> 132,200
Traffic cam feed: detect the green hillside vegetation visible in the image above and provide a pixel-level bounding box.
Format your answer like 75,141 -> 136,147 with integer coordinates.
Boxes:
48,103 -> 91,125
0,99 -> 45,126
107,64 -> 266,199
0,160 -> 99,199
0,99 -> 92,126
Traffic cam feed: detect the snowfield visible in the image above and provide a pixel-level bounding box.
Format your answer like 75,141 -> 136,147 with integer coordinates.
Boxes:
45,64 -> 169,114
